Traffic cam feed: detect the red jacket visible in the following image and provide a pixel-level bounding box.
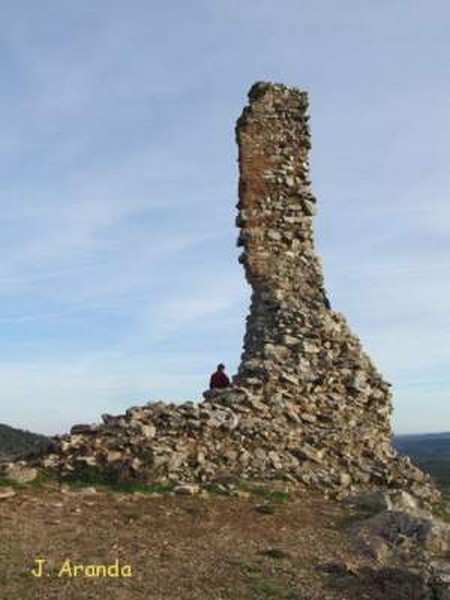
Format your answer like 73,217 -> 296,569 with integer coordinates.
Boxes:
209,370 -> 230,389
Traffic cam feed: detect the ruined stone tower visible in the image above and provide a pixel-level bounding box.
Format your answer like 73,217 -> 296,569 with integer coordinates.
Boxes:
231,82 -> 435,497
235,82 -> 393,449
37,82 -> 437,503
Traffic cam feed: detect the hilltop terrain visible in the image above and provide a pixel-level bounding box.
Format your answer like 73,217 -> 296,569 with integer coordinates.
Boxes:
1,432 -> 450,598
2,479 -> 447,600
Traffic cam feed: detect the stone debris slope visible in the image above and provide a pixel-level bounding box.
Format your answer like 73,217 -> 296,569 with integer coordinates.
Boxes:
41,386 -> 435,502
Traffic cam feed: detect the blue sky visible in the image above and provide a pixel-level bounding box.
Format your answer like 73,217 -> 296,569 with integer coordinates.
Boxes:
1,1 -> 449,435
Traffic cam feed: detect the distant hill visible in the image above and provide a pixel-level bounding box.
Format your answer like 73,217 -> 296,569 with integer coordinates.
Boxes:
394,432 -> 450,490
0,423 -> 52,463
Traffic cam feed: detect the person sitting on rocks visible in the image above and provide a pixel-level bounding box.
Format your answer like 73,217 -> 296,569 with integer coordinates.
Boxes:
209,363 -> 231,390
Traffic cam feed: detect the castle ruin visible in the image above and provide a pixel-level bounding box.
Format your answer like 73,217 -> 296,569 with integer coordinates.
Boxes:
38,82 -> 437,503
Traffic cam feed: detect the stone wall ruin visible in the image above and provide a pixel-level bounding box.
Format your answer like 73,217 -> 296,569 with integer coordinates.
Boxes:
36,82 -> 437,503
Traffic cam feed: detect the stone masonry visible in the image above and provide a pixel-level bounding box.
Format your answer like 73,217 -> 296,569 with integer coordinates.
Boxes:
31,82 -> 438,503
235,84 -> 402,477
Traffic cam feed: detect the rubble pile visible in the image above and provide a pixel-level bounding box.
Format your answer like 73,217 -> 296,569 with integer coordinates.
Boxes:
36,82 -> 438,502
41,385 -> 435,501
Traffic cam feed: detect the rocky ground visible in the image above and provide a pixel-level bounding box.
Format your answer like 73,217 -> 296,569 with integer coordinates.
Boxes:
1,478 -> 449,600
